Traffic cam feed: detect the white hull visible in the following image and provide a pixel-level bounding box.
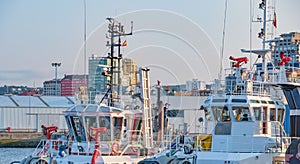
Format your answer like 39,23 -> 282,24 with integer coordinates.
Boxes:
50,155 -> 145,164
194,152 -> 276,164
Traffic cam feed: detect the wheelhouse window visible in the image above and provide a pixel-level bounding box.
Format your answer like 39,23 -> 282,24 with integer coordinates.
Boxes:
85,116 -> 97,141
99,116 -> 111,141
250,99 -> 260,103
232,107 -> 251,121
270,108 -> 276,121
113,117 -> 123,141
253,107 -> 261,121
278,108 -> 285,122
204,107 -> 213,121
70,116 -> 86,142
261,100 -> 267,104
213,106 -> 230,122
131,116 -> 143,139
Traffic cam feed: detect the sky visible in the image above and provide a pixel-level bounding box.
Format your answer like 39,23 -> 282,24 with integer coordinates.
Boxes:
0,0 -> 299,87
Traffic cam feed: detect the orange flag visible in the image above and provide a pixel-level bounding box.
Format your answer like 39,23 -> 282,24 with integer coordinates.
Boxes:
122,40 -> 127,46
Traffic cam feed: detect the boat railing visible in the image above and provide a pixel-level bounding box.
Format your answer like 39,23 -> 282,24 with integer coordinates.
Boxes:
119,129 -> 144,155
121,129 -> 143,145
215,78 -> 274,97
254,121 -> 291,151
32,139 -> 69,157
31,130 -> 145,156
256,65 -> 300,84
154,134 -> 196,153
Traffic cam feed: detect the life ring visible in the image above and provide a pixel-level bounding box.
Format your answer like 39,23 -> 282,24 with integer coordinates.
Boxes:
112,142 -> 120,153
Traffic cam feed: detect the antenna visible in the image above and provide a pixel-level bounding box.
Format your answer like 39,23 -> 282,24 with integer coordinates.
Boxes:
219,0 -> 228,81
83,0 -> 87,77
83,0 -> 88,102
249,0 -> 253,69
130,21 -> 133,34
262,0 -> 268,50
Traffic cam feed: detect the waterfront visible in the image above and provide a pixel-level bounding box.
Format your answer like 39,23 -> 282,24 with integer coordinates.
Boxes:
0,148 -> 34,164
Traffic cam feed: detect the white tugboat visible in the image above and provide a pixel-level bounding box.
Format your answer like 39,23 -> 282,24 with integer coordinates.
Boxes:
139,51 -> 292,164
17,18 -> 156,164
139,0 -> 300,163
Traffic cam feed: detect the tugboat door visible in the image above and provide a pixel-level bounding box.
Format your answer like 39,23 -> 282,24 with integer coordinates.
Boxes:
262,107 -> 268,134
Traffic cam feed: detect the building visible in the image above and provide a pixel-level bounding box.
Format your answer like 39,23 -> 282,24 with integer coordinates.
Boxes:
122,58 -> 138,86
88,55 -> 108,94
60,74 -> 88,96
0,95 -> 207,134
88,55 -> 110,103
186,79 -> 206,92
18,89 -> 40,96
273,32 -> 300,67
0,95 -> 73,132
0,85 -> 41,95
43,79 -> 61,96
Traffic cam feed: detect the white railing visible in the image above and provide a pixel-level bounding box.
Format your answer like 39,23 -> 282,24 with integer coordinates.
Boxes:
32,139 -> 70,157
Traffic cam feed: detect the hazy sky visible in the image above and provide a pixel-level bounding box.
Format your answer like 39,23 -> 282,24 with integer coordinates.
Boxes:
1,0 -> 299,87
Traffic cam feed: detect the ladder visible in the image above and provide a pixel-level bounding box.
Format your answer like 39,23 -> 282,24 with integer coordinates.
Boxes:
139,68 -> 153,149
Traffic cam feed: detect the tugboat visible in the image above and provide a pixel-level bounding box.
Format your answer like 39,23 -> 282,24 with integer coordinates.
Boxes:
139,0 -> 300,163
139,52 -> 291,164
17,18 -> 156,164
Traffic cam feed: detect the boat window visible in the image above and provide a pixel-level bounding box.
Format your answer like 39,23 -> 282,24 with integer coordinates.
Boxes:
250,99 -> 260,103
212,99 -> 228,103
261,100 -> 267,104
278,108 -> 285,122
85,105 -> 98,112
112,108 -> 122,113
99,116 -> 111,141
71,105 -> 86,112
232,107 -> 251,121
204,107 -> 213,121
85,116 -> 97,141
231,99 -> 247,103
253,107 -> 261,121
275,101 -> 284,106
70,116 -> 86,142
262,107 -> 268,121
270,108 -> 276,121
213,106 -> 230,122
167,110 -> 184,117
132,116 -> 142,138
268,101 -> 275,104
113,117 -> 123,141
99,106 -> 110,112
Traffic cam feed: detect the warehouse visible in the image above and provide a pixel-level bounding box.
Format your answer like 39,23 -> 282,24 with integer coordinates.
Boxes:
0,95 -> 207,134
0,95 -> 74,132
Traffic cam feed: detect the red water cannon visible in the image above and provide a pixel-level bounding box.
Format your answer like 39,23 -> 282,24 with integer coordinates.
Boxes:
229,56 -> 248,68
41,125 -> 58,140
278,52 -> 291,66
90,127 -> 107,164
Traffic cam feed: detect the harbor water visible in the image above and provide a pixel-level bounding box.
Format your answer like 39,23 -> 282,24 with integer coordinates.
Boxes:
0,148 -> 34,164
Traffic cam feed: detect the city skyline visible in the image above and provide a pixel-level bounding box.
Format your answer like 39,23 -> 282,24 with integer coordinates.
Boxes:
1,0 -> 300,87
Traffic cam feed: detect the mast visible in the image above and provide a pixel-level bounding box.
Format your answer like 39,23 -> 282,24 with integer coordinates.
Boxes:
105,18 -> 133,106
255,0 -> 274,82
262,0 -> 268,50
83,0 -> 87,90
